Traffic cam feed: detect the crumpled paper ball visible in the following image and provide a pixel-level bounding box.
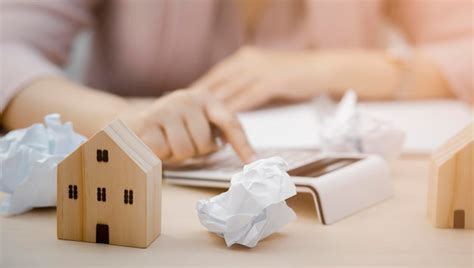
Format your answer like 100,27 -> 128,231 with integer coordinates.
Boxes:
0,114 -> 85,215
196,157 -> 297,248
315,90 -> 405,160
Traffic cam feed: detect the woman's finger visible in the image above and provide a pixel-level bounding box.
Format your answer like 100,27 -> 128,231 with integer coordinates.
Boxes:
214,74 -> 257,101
227,83 -> 272,112
182,107 -> 218,155
160,115 -> 196,162
139,124 -> 172,160
193,60 -> 242,90
205,97 -> 255,163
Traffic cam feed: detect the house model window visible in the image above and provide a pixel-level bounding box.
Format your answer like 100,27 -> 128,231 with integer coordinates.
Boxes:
68,185 -> 78,200
97,149 -> 109,162
124,189 -> 134,205
97,188 -> 106,202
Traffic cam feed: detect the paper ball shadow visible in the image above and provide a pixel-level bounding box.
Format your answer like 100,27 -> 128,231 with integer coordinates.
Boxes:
205,230 -> 288,251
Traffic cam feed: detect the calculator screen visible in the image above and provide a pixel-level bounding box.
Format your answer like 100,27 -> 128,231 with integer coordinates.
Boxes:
288,158 -> 361,177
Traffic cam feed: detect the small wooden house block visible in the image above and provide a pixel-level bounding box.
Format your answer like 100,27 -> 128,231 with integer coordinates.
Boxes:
428,122 -> 473,229
57,120 -> 162,248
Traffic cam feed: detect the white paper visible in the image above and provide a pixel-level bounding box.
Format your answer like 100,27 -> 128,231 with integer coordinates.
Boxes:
239,104 -> 320,149
0,114 -> 86,215
357,100 -> 473,154
196,157 -> 297,248
238,99 -> 471,154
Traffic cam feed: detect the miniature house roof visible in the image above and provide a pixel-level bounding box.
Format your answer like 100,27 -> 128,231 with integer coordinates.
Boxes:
102,119 -> 161,172
432,123 -> 474,165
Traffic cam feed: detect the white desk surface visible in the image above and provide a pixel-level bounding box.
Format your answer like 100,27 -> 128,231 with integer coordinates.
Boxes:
1,157 -> 473,267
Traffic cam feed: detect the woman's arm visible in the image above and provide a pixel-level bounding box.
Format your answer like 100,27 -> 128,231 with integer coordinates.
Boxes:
2,77 -> 130,137
2,77 -> 255,163
195,0 -> 471,111
0,0 -> 99,113
194,46 -> 453,112
388,0 -> 473,104
0,1 -> 254,163
306,48 -> 452,100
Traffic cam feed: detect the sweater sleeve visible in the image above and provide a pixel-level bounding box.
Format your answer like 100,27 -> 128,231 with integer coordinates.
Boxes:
389,0 -> 473,103
0,0 -> 99,112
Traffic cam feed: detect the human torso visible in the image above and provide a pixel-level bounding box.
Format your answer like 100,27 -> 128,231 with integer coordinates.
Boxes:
85,0 -> 384,96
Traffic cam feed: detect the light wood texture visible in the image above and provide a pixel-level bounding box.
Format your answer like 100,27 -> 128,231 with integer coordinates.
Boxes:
2,157 -> 473,267
428,123 -> 474,229
56,120 -> 162,248
57,146 -> 84,241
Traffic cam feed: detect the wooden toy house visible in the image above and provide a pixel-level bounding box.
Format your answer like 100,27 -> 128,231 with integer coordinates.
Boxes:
57,120 -> 162,248
428,122 -> 473,229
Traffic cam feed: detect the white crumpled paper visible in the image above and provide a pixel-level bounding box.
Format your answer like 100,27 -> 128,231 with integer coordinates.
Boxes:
196,157 -> 297,248
0,114 -> 85,215
316,90 -> 405,160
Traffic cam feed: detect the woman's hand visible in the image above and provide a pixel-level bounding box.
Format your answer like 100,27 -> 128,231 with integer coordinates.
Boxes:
121,88 -> 255,164
193,47 -> 324,112
195,46 -> 454,110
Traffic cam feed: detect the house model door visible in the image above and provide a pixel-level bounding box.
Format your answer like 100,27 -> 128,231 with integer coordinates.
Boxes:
96,224 -> 109,244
